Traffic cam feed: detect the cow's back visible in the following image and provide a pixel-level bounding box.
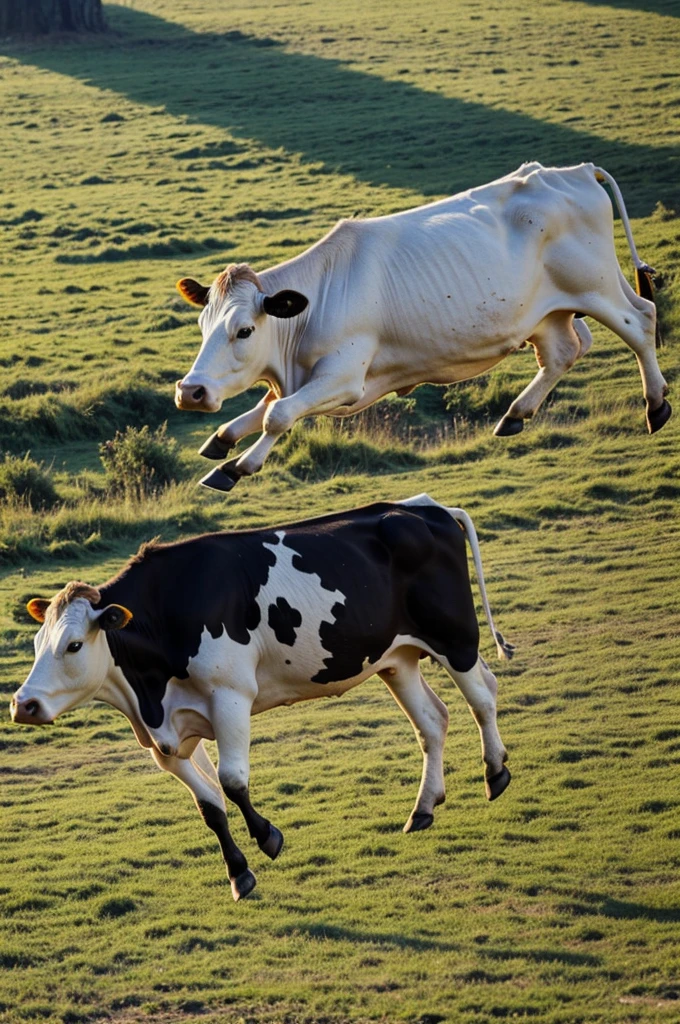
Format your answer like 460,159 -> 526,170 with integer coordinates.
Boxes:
320,163 -> 602,366
267,502 -> 480,684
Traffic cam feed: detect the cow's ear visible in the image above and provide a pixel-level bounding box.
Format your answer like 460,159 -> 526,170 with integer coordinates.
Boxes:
176,278 -> 210,307
97,604 -> 133,631
26,599 -> 51,623
262,289 -> 308,319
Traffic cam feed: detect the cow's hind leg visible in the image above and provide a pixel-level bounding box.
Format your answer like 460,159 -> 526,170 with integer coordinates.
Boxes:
443,655 -> 510,801
494,312 -> 585,436
588,277 -> 670,433
379,651 -> 449,833
150,743 -> 256,901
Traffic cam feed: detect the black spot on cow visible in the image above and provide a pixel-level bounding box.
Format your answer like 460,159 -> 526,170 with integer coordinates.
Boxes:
268,596 -> 302,646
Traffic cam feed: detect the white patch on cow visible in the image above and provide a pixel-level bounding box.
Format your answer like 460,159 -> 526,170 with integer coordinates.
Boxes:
257,531 -> 346,681
184,625 -> 257,696
148,624 -> 260,752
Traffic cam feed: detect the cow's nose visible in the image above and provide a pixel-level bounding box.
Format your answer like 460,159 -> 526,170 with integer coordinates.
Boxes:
11,697 -> 50,725
176,380 -> 211,410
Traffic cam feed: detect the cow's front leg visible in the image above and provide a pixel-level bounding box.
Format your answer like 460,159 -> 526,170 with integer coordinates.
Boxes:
198,389 -> 277,460
200,344 -> 374,492
379,654 -> 449,833
150,742 -> 255,901
211,689 -> 284,861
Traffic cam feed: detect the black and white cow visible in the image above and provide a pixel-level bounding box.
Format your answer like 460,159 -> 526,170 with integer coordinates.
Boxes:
11,495 -> 513,901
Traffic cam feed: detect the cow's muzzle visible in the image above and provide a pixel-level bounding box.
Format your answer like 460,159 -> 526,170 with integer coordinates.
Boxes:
175,379 -> 220,412
10,696 -> 52,725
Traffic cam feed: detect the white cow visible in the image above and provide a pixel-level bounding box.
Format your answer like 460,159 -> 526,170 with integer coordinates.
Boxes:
175,162 -> 670,491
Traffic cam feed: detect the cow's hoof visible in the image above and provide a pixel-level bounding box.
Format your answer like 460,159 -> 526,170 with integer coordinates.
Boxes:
199,432 -> 231,460
230,868 -> 257,902
485,766 -> 511,802
494,415 -> 524,437
258,824 -> 284,861
404,811 -> 434,833
199,465 -> 240,492
646,398 -> 672,435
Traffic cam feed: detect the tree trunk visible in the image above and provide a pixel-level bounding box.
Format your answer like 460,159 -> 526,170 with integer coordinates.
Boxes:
0,0 -> 106,35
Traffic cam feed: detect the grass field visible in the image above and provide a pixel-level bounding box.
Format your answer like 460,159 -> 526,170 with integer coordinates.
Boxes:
1,1 -> 680,1022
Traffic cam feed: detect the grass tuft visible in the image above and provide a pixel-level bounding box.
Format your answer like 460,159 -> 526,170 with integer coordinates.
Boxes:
267,418 -> 424,481
0,381 -> 175,450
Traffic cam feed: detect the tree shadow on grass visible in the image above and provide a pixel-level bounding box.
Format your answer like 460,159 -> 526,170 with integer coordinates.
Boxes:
4,5 -> 679,216
598,896 -> 680,923
560,893 -> 680,923
574,0 -> 679,14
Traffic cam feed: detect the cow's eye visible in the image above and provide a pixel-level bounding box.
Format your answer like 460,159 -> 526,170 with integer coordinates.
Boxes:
236,326 -> 254,340
66,641 -> 83,654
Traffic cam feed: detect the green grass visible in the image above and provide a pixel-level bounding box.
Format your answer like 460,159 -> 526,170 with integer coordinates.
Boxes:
1,1 -> 680,1022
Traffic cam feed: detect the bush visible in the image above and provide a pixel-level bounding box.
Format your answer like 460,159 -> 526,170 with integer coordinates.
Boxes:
100,423 -> 185,499
0,453 -> 58,510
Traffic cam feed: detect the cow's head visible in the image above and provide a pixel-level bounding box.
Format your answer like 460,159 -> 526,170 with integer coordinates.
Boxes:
10,582 -> 132,726
175,263 -> 308,412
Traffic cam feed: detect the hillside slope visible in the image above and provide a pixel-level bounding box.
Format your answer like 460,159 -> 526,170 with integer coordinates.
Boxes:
0,2 -> 679,1022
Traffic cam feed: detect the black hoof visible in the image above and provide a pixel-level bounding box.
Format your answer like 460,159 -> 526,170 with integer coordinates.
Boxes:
258,823 -> 284,861
199,464 -> 241,492
493,415 -> 524,437
404,811 -> 434,833
647,398 -> 672,435
230,868 -> 256,902
485,766 -> 511,802
199,431 -> 232,460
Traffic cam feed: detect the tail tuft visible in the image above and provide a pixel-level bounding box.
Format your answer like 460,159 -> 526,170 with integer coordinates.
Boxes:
634,265 -> 664,349
495,630 -> 516,662
635,264 -> 655,302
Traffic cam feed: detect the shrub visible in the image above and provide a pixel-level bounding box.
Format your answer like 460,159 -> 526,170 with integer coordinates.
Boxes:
0,453 -> 58,510
100,423 -> 185,499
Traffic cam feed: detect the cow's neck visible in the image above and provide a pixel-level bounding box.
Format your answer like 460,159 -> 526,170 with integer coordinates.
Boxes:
96,668 -> 153,749
261,316 -> 308,397
258,237 -> 344,395
92,534 -> 277,733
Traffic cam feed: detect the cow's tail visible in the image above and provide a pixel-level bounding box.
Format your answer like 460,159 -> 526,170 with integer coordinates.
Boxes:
445,507 -> 515,661
594,166 -> 663,347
